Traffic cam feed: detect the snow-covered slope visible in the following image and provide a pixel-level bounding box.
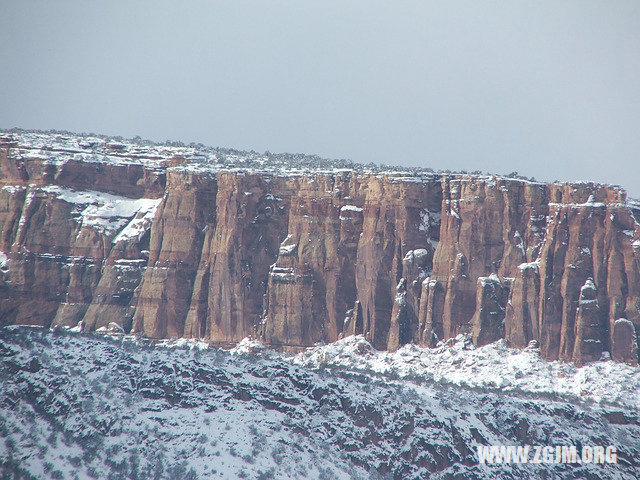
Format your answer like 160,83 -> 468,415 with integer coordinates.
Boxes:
1,327 -> 639,479
292,335 -> 640,409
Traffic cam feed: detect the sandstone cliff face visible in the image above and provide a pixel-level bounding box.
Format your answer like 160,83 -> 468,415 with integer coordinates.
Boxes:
131,171 -> 216,339
422,178 -> 548,344
1,130 -> 638,365
355,176 -> 441,351
184,172 -> 289,345
262,173 -> 360,348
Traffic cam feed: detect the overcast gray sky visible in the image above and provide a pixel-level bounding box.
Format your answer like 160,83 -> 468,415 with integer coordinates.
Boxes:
1,1 -> 639,196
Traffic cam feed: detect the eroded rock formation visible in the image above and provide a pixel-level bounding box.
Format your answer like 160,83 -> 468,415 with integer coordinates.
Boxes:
1,130 -> 639,365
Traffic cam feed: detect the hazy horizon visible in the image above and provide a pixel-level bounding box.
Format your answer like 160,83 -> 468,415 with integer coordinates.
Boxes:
1,1 -> 639,196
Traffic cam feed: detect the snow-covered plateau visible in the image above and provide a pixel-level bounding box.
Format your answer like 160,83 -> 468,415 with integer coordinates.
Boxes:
1,327 -> 639,480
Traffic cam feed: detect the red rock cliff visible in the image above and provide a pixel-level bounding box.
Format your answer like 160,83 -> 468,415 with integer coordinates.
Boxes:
1,131 -> 638,365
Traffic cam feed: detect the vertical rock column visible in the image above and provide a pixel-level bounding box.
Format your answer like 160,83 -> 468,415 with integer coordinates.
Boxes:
417,278 -> 445,346
356,175 -> 441,350
262,173 -> 362,347
423,177 -> 544,345
183,173 -> 290,343
527,185 -> 640,364
605,203 -> 640,365
611,318 -> 639,366
132,170 -> 216,338
572,278 -> 605,365
504,261 -> 540,347
388,248 -> 434,350
471,274 -> 510,346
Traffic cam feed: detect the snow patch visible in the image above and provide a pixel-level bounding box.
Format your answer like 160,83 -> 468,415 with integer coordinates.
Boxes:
112,198 -> 162,243
230,337 -> 267,355
1,185 -> 26,194
518,260 -> 539,272
156,337 -> 211,350
278,235 -> 298,255
478,273 -> 501,286
340,205 -> 363,213
403,248 -> 429,263
41,186 -> 161,236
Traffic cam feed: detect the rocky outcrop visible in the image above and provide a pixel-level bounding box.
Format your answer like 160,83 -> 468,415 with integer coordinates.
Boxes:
611,318 -> 639,366
1,130 -> 639,365
504,261 -> 540,348
572,278 -> 605,365
471,274 -> 510,347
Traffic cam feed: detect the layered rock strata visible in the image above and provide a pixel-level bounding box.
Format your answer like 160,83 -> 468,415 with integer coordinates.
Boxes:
1,130 -> 639,365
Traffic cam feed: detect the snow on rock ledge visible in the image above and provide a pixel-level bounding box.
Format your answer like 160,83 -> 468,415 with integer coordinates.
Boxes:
42,185 -> 162,236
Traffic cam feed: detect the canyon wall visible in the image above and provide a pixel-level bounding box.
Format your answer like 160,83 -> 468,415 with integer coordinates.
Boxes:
1,131 -> 639,365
